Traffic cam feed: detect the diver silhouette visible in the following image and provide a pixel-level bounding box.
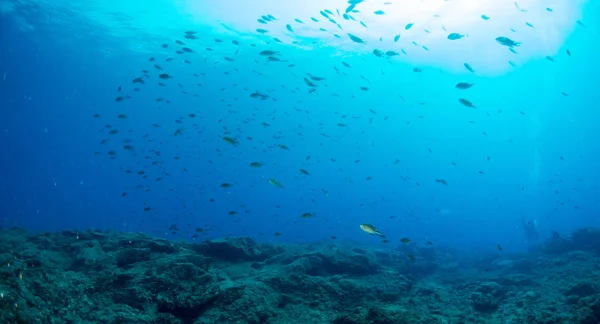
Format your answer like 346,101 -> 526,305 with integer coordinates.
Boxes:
522,218 -> 538,242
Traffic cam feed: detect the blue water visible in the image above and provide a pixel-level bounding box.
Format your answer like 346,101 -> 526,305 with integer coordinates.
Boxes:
1,0 -> 599,253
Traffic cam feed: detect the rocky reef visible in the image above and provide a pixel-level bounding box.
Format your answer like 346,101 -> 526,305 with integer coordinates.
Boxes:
1,227 -> 599,323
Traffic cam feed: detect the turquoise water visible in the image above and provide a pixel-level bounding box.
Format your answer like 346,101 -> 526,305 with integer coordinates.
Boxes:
0,0 -> 598,252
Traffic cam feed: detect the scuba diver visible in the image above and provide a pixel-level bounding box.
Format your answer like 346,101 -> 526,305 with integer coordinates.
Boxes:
521,218 -> 539,242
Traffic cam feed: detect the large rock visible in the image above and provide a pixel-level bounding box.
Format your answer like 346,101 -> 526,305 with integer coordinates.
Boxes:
193,237 -> 268,262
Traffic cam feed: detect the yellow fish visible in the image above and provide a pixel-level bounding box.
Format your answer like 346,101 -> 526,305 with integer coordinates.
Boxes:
268,178 -> 284,188
360,224 -> 385,237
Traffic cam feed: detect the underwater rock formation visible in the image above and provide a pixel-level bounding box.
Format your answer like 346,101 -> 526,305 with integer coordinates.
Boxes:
0,227 -> 599,323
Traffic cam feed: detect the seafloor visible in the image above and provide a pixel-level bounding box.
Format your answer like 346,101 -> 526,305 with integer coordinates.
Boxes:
0,227 -> 599,324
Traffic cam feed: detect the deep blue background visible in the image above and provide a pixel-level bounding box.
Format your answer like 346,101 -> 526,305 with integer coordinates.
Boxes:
1,0 -> 599,253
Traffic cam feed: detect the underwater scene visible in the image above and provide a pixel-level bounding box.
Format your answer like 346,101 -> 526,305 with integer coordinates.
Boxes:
1,0 -> 600,323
